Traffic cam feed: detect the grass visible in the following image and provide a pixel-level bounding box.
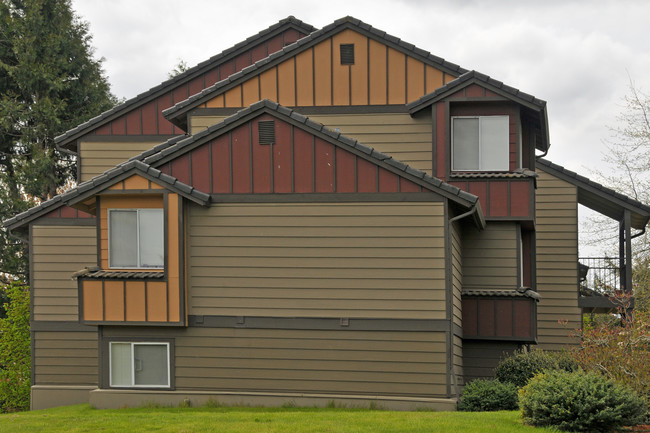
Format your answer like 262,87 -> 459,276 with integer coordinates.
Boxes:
0,404 -> 560,433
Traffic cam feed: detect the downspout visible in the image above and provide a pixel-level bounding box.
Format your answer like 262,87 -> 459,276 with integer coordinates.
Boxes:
631,227 -> 646,240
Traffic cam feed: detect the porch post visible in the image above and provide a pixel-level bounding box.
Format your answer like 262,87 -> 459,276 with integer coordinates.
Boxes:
619,220 -> 625,291
624,209 -> 633,293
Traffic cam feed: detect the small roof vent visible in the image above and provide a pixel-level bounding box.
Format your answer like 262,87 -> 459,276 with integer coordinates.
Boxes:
258,120 -> 275,145
340,44 -> 354,65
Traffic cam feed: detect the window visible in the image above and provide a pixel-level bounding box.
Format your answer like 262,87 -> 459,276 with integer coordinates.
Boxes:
452,116 -> 509,171
110,342 -> 170,388
109,209 -> 163,268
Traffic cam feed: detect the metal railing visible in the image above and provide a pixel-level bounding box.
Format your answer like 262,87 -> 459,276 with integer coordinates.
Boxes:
578,257 -> 621,296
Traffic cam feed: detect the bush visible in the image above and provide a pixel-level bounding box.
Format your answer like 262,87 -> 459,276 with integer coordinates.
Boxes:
573,307 -> 650,404
495,349 -> 577,388
0,283 -> 30,413
519,370 -> 647,432
458,379 -> 518,412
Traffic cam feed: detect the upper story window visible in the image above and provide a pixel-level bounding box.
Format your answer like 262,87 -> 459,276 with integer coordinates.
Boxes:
109,209 -> 163,269
452,115 -> 509,171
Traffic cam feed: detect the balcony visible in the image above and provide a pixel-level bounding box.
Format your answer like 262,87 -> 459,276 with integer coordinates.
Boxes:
578,256 -> 631,313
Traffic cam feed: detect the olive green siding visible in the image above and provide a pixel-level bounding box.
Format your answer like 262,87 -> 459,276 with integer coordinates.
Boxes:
535,169 -> 581,349
188,202 -> 447,319
31,225 -> 97,321
104,326 -> 448,398
189,112 -> 433,175
79,140 -> 163,181
462,222 -> 518,289
451,221 -> 463,327
462,340 -> 521,382
33,330 -> 98,386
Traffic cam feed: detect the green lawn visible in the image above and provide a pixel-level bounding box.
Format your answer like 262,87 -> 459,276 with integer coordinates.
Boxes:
0,404 -> 559,433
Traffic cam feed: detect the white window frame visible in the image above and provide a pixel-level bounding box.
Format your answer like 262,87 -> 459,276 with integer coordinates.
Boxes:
451,115 -> 510,172
109,342 -> 170,388
108,208 -> 164,269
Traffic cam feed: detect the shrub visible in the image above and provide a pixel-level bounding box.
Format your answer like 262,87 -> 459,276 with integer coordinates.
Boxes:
458,379 -> 518,412
0,283 -> 30,413
519,370 -> 646,432
495,349 -> 577,388
573,307 -> 650,403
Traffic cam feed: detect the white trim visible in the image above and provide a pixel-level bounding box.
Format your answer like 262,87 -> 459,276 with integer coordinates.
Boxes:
108,208 -> 164,269
451,115 -> 509,172
109,342 -> 170,388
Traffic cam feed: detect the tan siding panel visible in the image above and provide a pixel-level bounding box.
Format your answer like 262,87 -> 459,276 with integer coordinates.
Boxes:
535,170 -> 582,349
188,202 -> 446,319
462,223 -> 518,289
79,141 -> 161,182
32,225 -> 97,321
104,326 -> 448,398
33,330 -> 98,386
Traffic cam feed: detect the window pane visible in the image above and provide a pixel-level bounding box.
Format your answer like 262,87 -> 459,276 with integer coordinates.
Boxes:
110,211 -> 137,267
480,116 -> 509,171
452,118 -> 479,170
110,343 -> 132,386
134,344 -> 169,386
138,209 -> 164,268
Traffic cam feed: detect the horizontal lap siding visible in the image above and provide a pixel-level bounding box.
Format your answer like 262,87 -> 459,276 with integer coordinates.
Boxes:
309,113 -> 433,175
535,170 -> 581,349
104,327 -> 448,398
33,330 -> 98,385
188,202 -> 446,319
190,116 -> 227,135
80,141 -> 163,182
451,221 -> 463,327
32,225 -> 97,321
462,341 -> 520,382
462,223 -> 518,289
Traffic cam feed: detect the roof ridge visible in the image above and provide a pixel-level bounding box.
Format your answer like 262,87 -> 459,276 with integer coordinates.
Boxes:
163,16 -> 468,126
54,16 -> 317,148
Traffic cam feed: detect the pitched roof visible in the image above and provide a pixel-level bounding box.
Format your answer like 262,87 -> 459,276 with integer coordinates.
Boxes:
163,16 -> 468,129
54,16 -> 316,150
406,70 -> 550,152
3,159 -> 210,231
537,158 -> 650,229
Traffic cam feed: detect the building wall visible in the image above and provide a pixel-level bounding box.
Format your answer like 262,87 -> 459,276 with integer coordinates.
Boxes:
535,169 -> 581,349
462,222 -> 519,289
31,224 -> 97,321
79,140 -> 163,182
462,340 -> 521,382
187,201 -> 447,319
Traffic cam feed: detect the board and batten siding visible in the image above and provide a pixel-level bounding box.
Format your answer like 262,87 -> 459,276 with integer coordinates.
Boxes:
188,202 -> 446,319
31,224 -> 97,321
104,326 -> 448,398
33,330 -> 98,386
462,222 -> 518,289
79,140 -> 163,182
535,169 -> 581,349
189,112 -> 433,176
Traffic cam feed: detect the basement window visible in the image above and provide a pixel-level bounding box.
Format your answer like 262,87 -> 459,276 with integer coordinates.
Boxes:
340,44 -> 355,65
110,342 -> 170,388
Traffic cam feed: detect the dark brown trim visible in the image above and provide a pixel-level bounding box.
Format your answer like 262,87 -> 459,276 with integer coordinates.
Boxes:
516,223 -> 522,287
431,104 -> 437,178
77,277 -> 83,322
163,192 -> 169,281
96,196 -> 102,266
187,315 -> 450,332
178,196 -> 186,326
28,224 -> 34,323
76,140 -> 82,182
444,101 -> 450,179
79,135 -> 177,143
209,192 -> 443,203
444,202 -> 452,399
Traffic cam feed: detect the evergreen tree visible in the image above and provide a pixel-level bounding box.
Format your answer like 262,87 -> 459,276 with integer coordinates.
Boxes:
0,0 -> 116,280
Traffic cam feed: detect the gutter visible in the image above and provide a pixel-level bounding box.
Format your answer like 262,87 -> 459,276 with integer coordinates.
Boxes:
449,202 -> 485,231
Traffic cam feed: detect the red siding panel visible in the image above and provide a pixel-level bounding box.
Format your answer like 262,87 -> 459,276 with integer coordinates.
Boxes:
251,44 -> 268,63
252,120 -> 272,193
465,84 -> 484,98
496,300 -> 513,337
510,181 -> 531,217
78,210 -> 93,218
283,29 -> 300,45
488,181 -> 508,217
513,299 -> 532,338
157,95 -> 173,135
188,77 -> 204,97
266,35 -> 283,55
141,101 -> 158,135
335,148 -> 356,193
125,109 -> 141,135
314,138 -> 334,193
111,117 -> 126,135
400,178 -> 421,192
190,144 -> 210,192
219,60 -> 235,80
172,85 -> 189,105
235,52 -> 251,73
205,69 -> 219,87
468,181 -> 489,217
60,206 -> 76,218
170,154 -> 190,185
231,125 -> 252,193
211,135 -> 231,193
94,123 -> 111,135
159,163 -> 170,175
378,168 -> 399,193
478,299 -> 495,337
462,299 -> 478,336
273,120 -> 292,193
357,158 -> 377,193
293,128 -> 314,193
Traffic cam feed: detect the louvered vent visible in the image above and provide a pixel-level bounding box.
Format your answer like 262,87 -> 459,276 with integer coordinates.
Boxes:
258,120 -> 275,145
340,44 -> 354,65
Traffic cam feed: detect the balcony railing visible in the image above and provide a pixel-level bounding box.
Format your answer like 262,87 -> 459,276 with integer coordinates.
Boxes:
578,257 -> 621,297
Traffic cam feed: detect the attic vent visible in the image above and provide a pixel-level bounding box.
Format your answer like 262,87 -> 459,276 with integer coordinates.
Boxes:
340,44 -> 354,65
258,120 -> 275,145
